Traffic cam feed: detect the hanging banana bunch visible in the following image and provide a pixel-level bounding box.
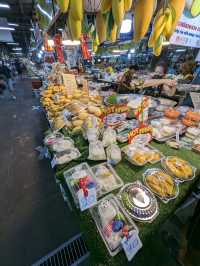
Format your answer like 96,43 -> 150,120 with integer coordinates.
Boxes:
101,0 -> 112,14
67,0 -> 83,40
112,0 -> 125,27
133,0 -> 155,43
124,0 -> 133,12
56,0 -> 69,13
148,0 -> 186,56
190,0 -> 200,17
96,12 -> 107,44
107,10 -> 119,43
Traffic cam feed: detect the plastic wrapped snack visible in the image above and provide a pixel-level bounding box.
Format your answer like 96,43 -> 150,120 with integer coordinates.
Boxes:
90,194 -> 138,256
52,137 -> 74,152
92,163 -> 124,197
86,128 -> 100,142
102,127 -> 117,147
54,148 -> 81,165
88,141 -> 106,161
106,144 -> 122,165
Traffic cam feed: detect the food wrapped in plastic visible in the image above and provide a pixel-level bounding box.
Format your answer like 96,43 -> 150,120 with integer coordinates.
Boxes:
54,148 -> 81,165
88,141 -> 106,161
102,127 -> 117,147
52,137 -> 74,152
86,128 -> 100,142
44,132 -> 64,146
143,168 -> 179,203
92,163 -> 124,197
122,144 -> 163,166
90,194 -> 138,256
106,144 -> 122,165
162,156 -> 196,182
64,163 -> 97,208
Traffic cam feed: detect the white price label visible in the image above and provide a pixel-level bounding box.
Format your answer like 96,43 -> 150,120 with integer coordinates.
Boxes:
51,157 -> 57,168
77,187 -> 97,211
121,231 -> 142,262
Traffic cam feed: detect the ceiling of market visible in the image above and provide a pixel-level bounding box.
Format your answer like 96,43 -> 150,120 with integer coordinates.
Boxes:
0,0 -> 34,54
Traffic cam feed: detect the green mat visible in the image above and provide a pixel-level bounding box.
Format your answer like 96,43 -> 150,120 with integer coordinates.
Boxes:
55,134 -> 200,266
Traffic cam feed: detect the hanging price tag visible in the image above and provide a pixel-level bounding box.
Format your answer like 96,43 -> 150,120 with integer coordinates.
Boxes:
51,157 -> 57,168
77,187 -> 97,211
121,230 -> 142,262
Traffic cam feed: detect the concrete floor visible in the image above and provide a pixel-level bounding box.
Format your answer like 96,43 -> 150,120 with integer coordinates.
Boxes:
0,79 -> 84,266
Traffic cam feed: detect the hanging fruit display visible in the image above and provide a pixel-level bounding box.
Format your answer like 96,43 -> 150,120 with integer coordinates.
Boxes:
56,0 -> 69,13
148,0 -> 186,56
101,0 -> 112,14
124,0 -> 133,12
96,11 -> 107,44
112,0 -> 125,27
133,0 -> 155,43
67,0 -> 83,40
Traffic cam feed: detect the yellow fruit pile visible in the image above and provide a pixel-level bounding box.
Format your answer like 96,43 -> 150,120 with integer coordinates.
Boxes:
41,84 -> 103,131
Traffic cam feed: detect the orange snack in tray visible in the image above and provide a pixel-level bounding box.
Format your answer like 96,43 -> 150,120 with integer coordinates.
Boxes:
185,111 -> 200,122
164,108 -> 180,119
182,118 -> 198,127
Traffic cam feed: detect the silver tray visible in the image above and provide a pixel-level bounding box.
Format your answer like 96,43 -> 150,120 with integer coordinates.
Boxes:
90,194 -> 138,256
143,168 -> 179,203
117,182 -> 159,223
91,163 -> 124,198
161,157 -> 197,183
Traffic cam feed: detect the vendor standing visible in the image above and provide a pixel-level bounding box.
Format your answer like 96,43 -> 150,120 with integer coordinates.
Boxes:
117,63 -> 177,96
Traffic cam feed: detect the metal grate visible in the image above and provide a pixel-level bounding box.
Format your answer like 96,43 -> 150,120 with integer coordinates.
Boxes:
32,233 -> 90,266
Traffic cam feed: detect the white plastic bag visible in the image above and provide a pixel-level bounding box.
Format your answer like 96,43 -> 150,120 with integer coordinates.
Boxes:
106,144 -> 121,165
88,141 -> 106,161
102,127 -> 117,147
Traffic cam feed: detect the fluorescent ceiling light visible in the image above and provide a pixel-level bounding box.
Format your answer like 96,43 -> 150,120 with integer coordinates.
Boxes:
41,46 -> 44,51
62,40 -> 80,46
7,42 -> 19,45
0,27 -> 15,31
12,47 -> 22,51
130,48 -> 135,53
30,28 -> 34,31
38,53 -> 42,58
0,3 -> 10,8
120,19 -> 132,34
36,3 -> 52,20
8,23 -> 19,26
176,49 -> 186,52
58,28 -> 63,31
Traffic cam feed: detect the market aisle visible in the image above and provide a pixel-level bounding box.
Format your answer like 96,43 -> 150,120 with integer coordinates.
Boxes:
0,79 -> 84,266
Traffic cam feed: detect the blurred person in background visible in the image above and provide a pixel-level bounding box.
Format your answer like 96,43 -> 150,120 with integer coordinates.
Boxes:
0,61 -> 16,100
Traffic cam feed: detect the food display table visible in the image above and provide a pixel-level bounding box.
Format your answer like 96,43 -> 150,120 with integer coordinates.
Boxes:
55,134 -> 200,266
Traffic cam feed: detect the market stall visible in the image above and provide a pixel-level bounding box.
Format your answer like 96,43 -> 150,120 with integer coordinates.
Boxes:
37,61 -> 200,265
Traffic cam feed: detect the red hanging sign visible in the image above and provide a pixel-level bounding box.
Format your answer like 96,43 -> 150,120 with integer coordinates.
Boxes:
53,34 -> 64,64
80,34 -> 91,60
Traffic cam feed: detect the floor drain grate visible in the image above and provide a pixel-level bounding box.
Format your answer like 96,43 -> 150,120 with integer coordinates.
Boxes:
32,233 -> 90,266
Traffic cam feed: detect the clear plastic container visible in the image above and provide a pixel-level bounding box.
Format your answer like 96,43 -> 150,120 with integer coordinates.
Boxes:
64,163 -> 97,208
90,194 -> 138,256
91,163 -> 124,198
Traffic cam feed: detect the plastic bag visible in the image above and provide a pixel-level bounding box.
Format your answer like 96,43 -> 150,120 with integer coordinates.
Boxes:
102,127 -> 117,147
88,141 -> 106,161
86,128 -> 100,142
106,144 -> 121,165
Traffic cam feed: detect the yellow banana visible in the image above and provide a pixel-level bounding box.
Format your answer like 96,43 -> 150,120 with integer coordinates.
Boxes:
169,0 -> 186,35
108,24 -> 118,42
153,34 -> 164,56
101,0 -> 112,14
148,9 -> 165,47
68,14 -> 81,40
163,9 -> 173,40
191,0 -> 200,17
124,0 -> 133,12
96,12 -> 107,44
134,0 -> 155,43
112,0 -> 125,27
56,0 -> 69,13
69,0 -> 83,21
